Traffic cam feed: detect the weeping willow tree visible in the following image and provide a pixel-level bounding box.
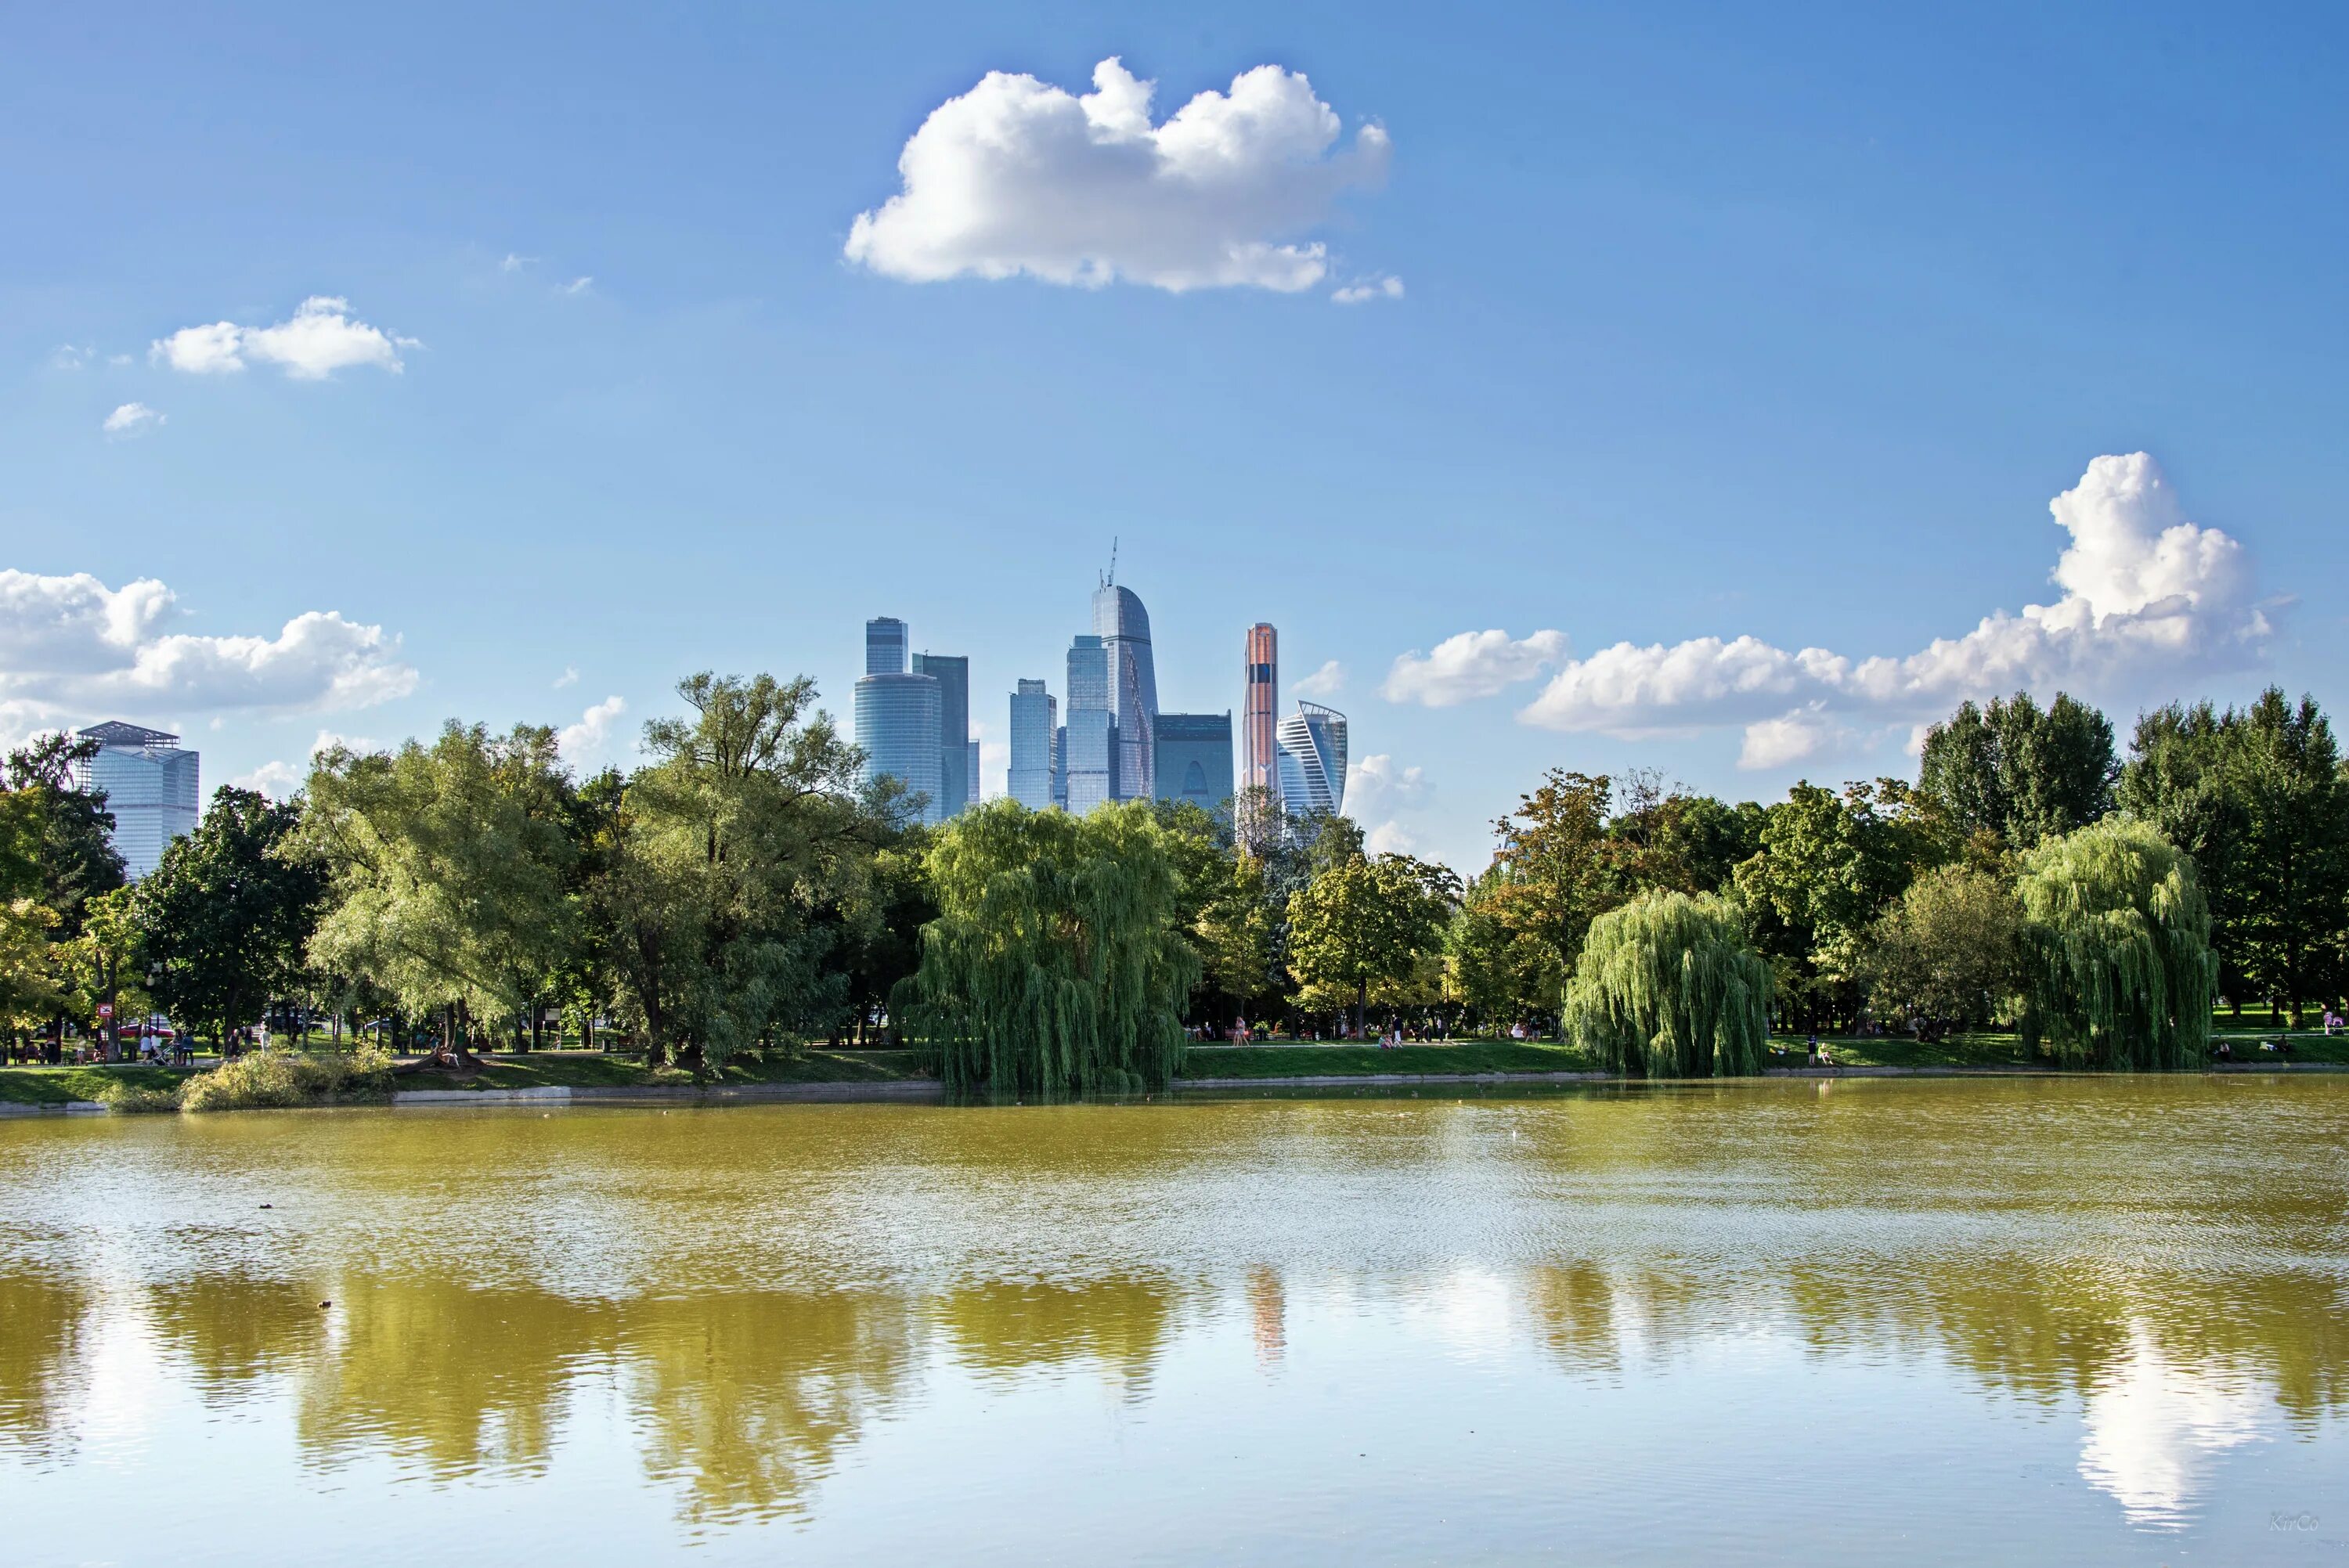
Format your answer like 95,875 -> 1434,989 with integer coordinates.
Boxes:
905,799 -> 1199,1097
1565,890 -> 1770,1078
2016,818 -> 2214,1069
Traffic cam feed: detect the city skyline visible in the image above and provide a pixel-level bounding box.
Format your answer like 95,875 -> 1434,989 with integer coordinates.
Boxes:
853,573 -> 1352,833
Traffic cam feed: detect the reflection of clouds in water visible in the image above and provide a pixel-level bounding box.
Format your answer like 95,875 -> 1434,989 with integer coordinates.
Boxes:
1406,1267 -> 1515,1360
2077,1324 -> 2269,1528
72,1285 -> 174,1471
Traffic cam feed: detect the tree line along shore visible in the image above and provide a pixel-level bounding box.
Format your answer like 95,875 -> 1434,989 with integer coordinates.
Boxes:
6,672 -> 2349,1109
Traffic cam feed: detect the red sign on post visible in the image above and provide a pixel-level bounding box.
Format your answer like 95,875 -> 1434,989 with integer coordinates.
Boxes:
96,1004 -> 114,1018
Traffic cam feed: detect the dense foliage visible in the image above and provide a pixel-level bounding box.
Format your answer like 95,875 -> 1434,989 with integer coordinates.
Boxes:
2015,820 -> 2216,1069
5,675 -> 2344,1077
1565,891 -> 1771,1077
906,800 -> 1198,1094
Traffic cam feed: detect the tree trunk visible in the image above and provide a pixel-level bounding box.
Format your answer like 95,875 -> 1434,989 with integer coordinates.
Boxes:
583,1012 -> 594,1052
530,1005 -> 544,1053
1355,978 -> 1367,1039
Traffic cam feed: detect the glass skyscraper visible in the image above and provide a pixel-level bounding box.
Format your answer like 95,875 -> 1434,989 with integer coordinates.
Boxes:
856,617 -> 944,824
72,721 -> 200,880
911,651 -> 970,818
1008,678 -> 1056,809
1276,701 -> 1349,818
864,617 -> 907,676
1153,712 -> 1233,815
1091,582 -> 1158,801
1064,633 -> 1113,814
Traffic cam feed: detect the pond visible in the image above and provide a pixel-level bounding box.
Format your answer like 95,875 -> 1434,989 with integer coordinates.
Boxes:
2,1076 -> 2344,1564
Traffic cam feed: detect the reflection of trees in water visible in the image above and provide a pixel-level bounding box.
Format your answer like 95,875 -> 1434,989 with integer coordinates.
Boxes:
0,1269 -> 88,1458
296,1276 -> 619,1480
1514,1253 -> 2349,1423
628,1291 -> 917,1527
932,1275 -> 1178,1393
0,1262 -> 1185,1526
148,1272 -> 327,1396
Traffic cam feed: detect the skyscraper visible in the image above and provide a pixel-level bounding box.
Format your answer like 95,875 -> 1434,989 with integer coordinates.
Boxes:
1092,582 -> 1159,801
855,617 -> 943,824
911,651 -> 970,817
1064,633 -> 1113,813
1009,679 -> 1056,809
1242,623 -> 1279,803
72,721 -> 200,880
1276,701 -> 1349,817
1153,712 -> 1234,814
864,616 -> 907,676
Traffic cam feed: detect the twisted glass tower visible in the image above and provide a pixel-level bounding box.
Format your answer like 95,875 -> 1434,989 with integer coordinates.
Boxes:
1091,582 -> 1158,801
1275,701 -> 1349,818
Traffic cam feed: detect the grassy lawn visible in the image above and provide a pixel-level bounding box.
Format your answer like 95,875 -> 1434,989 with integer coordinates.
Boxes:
1179,1040 -> 1599,1079
396,1047 -> 932,1093
0,1063 -> 188,1105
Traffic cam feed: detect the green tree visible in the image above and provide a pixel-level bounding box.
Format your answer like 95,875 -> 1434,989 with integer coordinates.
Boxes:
1286,852 -> 1455,1035
1917,691 -> 2117,849
298,724 -> 576,1062
1862,864 -> 2023,1033
604,673 -> 879,1070
1732,779 -> 1944,1026
0,899 -> 63,1046
907,799 -> 1199,1094
1565,890 -> 1771,1077
2219,690 -> 2349,1027
139,788 -> 324,1047
1444,873 -> 1567,1030
62,885 -> 143,1058
4,734 -> 128,938
2120,688 -> 2349,1025
1485,770 -> 1620,979
2015,819 -> 2215,1069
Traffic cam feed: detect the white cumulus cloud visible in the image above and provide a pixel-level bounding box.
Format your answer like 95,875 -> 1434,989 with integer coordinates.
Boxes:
1293,658 -> 1346,697
1348,752 -> 1431,817
1384,629 -> 1571,707
846,56 -> 1391,294
103,402 -> 164,437
557,695 -> 629,765
152,296 -> 417,379
230,759 -> 304,799
1736,706 -> 1844,771
1365,820 -> 1423,856
1333,275 -> 1404,305
1366,456 -> 2264,762
1500,453 -> 2267,760
0,569 -> 418,744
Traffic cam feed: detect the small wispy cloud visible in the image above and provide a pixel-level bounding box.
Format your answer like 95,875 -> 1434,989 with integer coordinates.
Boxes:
560,276 -> 594,296
1293,659 -> 1346,697
103,402 -> 165,438
553,665 -> 580,689
1332,276 -> 1404,305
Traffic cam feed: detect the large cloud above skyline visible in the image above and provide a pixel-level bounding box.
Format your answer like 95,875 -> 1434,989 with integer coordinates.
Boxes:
846,56 -> 1391,294
1385,454 -> 2271,769
0,568 -> 418,742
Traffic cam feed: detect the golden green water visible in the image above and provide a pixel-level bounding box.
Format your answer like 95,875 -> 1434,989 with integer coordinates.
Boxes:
2,1077 -> 2345,1563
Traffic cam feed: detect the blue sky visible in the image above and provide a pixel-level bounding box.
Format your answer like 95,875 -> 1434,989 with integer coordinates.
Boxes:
5,2 -> 2346,868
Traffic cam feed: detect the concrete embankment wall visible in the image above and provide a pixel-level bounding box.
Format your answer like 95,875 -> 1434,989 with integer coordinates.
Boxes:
392,1080 -> 947,1108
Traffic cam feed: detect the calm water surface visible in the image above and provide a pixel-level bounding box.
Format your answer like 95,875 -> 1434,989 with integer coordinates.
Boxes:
2,1076 -> 2345,1565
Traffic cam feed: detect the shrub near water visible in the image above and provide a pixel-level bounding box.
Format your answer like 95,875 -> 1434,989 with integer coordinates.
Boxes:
178,1047 -> 398,1112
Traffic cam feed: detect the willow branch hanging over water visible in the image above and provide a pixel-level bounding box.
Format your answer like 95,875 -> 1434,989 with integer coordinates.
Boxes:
905,801 -> 1199,1097
1564,890 -> 1771,1078
2017,818 -> 2215,1069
